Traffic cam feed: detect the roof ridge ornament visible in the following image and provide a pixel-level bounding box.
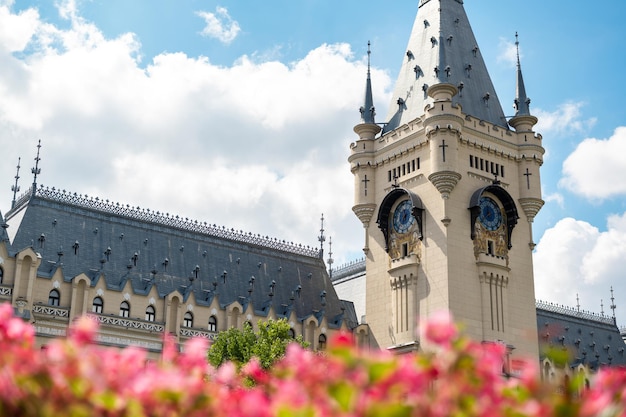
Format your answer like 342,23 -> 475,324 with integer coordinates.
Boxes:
11,157 -> 21,209
31,140 -> 42,196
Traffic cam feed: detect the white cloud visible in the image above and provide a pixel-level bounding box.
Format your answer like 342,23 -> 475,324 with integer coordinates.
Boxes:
196,7 -> 240,44
534,216 -> 626,325
0,4 -> 39,53
543,192 -> 564,209
534,101 -> 596,138
497,37 -> 518,68
559,127 -> 626,199
0,4 -> 391,268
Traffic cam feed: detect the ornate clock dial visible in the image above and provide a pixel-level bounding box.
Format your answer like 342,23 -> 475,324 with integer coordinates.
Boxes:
392,200 -> 415,234
478,197 -> 502,231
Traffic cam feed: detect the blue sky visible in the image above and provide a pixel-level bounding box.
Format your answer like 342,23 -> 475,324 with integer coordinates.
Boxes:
1,0 -> 626,326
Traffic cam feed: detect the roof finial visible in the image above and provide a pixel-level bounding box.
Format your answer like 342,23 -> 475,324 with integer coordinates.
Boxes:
610,286 -> 617,321
318,213 -> 325,258
515,32 -> 520,66
11,157 -> 21,209
31,140 -> 42,196
367,40 -> 372,76
576,293 -> 580,312
327,236 -> 334,279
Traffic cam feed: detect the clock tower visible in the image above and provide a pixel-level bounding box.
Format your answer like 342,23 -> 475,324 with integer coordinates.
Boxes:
350,0 -> 543,361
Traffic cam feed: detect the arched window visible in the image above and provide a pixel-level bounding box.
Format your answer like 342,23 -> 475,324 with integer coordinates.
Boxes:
318,334 -> 327,351
208,315 -> 217,332
119,301 -> 130,318
48,289 -> 60,306
183,312 -> 193,328
92,297 -> 104,314
288,328 -> 296,339
0,266 -> 4,284
145,305 -> 156,322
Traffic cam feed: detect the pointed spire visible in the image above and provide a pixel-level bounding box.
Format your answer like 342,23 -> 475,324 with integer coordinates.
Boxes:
513,32 -> 531,116
327,236 -> 334,279
383,0 -> 507,133
11,157 -> 21,209
359,41 -> 376,124
31,140 -> 42,196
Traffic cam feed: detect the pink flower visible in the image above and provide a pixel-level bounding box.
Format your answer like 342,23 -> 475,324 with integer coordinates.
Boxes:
420,310 -> 457,345
68,315 -> 98,344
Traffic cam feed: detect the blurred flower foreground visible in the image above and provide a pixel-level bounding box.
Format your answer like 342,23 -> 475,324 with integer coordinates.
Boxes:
0,304 -> 624,417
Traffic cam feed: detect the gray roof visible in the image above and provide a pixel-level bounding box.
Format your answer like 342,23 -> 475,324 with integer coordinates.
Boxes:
384,0 -> 507,133
537,301 -> 626,369
4,186 -> 352,328
0,211 -> 8,243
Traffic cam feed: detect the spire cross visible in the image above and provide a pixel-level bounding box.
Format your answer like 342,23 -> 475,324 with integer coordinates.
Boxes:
31,140 -> 42,194
439,140 -> 448,162
361,175 -> 370,196
11,157 -> 21,209
523,168 -> 532,189
392,175 -> 400,188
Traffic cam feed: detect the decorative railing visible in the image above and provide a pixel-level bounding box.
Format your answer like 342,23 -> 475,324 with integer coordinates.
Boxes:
12,185 -> 321,258
90,314 -> 165,333
332,258 -> 366,281
536,300 -> 616,326
179,327 -> 218,340
0,285 -> 13,297
33,304 -> 70,318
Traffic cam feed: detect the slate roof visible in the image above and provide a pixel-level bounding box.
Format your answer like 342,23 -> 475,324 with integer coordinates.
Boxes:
4,186 -> 351,329
537,301 -> 626,369
0,211 -> 8,243
383,0 -> 508,133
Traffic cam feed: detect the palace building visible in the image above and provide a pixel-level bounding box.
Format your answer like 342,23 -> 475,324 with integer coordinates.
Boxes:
0,173 -> 361,354
1,0 -> 625,377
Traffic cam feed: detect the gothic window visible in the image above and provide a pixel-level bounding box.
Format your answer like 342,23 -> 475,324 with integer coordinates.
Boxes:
145,305 -> 156,322
208,315 -> 217,332
318,334 -> 327,350
48,289 -> 60,306
183,312 -> 193,328
92,297 -> 103,314
119,301 -> 130,318
288,328 -> 296,339
0,266 -> 3,283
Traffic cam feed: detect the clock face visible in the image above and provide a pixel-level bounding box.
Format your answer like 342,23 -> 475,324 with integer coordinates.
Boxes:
478,197 -> 502,231
392,200 -> 415,234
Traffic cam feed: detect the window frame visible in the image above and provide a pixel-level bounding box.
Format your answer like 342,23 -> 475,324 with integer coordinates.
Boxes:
145,305 -> 156,322
92,296 -> 104,314
48,289 -> 60,307
208,315 -> 217,332
183,312 -> 194,328
119,301 -> 130,318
